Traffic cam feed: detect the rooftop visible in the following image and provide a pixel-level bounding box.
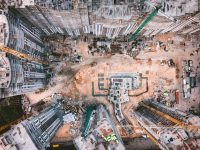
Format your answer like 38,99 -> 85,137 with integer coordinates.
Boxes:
0,52 -> 11,88
0,123 -> 37,150
0,13 -> 9,47
0,1 -> 200,150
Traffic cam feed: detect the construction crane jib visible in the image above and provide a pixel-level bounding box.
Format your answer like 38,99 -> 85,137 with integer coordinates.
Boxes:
0,46 -> 48,65
128,6 -> 161,42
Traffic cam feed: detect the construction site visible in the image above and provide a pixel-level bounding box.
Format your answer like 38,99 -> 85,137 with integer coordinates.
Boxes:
0,0 -> 200,150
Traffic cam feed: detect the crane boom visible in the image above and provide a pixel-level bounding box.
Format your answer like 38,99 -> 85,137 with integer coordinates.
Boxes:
141,102 -> 200,130
128,6 -> 161,42
0,114 -> 32,134
0,46 -> 48,65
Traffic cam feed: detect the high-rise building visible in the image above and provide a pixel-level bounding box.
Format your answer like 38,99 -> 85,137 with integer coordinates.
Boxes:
134,100 -> 200,150
0,0 -> 34,8
7,0 -> 199,39
74,104 -> 125,150
7,1 -> 146,38
108,73 -> 141,135
0,9 -> 47,98
0,1 -> 200,150
0,102 -> 64,150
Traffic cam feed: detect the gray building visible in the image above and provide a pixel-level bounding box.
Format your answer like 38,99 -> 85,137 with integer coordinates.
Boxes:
74,104 -> 125,150
0,9 -> 47,98
134,100 -> 200,150
0,102 -> 64,150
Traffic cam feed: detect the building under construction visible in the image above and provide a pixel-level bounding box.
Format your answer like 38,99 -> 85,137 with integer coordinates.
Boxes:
134,100 -> 200,150
0,9 -> 47,98
0,101 -> 64,150
0,0 -> 200,150
74,104 -> 125,150
2,0 -> 199,38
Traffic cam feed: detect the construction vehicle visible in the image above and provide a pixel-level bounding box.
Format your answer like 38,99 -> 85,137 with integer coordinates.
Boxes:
0,46 -> 48,65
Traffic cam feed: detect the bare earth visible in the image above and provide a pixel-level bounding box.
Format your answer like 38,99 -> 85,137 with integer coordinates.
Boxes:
26,35 -> 200,138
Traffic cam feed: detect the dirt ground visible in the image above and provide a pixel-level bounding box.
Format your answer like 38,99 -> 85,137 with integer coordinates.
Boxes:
61,54 -> 177,129
53,124 -> 72,140
26,34 -> 200,138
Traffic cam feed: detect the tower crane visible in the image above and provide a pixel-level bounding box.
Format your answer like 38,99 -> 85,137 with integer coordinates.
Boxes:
0,46 -> 48,65
128,0 -> 176,42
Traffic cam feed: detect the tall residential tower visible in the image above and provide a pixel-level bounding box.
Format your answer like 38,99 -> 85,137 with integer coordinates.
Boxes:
0,102 -> 64,150
134,100 -> 200,150
0,9 -> 47,98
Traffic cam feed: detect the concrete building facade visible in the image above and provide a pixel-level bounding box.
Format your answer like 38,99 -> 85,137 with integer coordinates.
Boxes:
0,9 -> 47,98
134,100 -> 200,150
0,102 -> 64,150
0,0 -> 199,42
